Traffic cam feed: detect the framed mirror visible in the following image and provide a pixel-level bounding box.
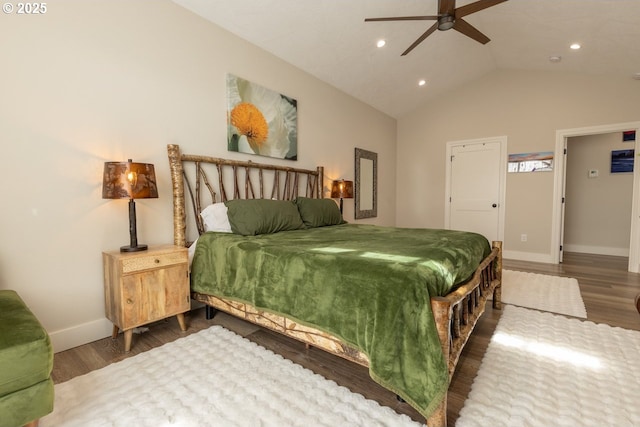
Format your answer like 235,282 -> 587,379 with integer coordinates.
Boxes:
354,148 -> 377,219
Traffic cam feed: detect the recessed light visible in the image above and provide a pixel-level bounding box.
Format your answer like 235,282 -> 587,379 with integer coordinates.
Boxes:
418,79 -> 427,87
570,43 -> 581,50
549,55 -> 562,63
376,39 -> 386,48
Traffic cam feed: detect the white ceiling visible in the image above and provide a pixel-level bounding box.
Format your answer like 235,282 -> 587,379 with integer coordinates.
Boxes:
173,0 -> 640,118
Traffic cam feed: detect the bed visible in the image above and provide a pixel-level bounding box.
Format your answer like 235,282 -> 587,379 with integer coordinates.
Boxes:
167,144 -> 502,427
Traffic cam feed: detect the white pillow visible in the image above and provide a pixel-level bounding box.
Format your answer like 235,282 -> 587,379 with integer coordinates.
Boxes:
200,203 -> 232,233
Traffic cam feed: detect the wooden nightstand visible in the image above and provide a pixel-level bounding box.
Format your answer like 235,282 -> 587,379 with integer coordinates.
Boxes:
103,244 -> 190,352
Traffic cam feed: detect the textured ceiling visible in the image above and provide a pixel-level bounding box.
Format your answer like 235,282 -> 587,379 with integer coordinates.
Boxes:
173,0 -> 640,118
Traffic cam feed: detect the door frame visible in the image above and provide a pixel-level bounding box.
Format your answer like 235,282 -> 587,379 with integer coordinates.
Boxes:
444,136 -> 508,243
551,121 -> 640,272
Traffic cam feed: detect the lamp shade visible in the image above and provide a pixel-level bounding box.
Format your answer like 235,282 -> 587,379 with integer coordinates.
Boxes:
330,179 -> 353,199
102,160 -> 158,200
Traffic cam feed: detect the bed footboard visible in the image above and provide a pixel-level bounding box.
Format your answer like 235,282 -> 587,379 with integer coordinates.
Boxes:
427,241 -> 502,425
432,241 -> 502,376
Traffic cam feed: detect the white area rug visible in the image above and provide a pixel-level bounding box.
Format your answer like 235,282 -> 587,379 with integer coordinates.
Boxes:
498,269 -> 587,318
457,305 -> 640,427
41,326 -> 422,427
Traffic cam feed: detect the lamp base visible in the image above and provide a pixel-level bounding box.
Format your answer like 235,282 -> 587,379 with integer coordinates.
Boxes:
121,199 -> 147,253
120,244 -> 148,253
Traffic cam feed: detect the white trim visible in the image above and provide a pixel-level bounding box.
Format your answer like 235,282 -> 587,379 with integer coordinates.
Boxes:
49,317 -> 113,353
503,249 -> 554,264
563,244 -> 629,257
552,121 -> 640,272
444,136 -> 507,242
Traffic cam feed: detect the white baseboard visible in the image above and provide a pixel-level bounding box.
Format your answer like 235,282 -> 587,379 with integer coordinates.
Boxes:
49,317 -> 113,353
562,244 -> 629,257
49,301 -> 203,353
502,250 -> 555,264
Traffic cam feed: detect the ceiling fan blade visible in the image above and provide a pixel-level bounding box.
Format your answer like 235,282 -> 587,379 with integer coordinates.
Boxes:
452,18 -> 491,44
455,0 -> 508,19
401,22 -> 438,56
365,15 -> 439,22
439,0 -> 456,16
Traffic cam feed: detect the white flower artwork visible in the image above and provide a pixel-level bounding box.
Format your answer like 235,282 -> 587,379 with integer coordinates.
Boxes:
227,74 -> 298,160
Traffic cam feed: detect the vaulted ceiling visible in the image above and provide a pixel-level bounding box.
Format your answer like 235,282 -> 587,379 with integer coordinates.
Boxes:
173,0 -> 640,118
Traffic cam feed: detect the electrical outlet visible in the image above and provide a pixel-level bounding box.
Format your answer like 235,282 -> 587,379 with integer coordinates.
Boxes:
521,234 -> 527,242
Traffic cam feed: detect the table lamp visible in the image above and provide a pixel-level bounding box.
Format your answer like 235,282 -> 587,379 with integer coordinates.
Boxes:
330,179 -> 353,214
102,159 -> 158,252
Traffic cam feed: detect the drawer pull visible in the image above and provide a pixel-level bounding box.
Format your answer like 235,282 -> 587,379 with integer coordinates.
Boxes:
154,259 -> 160,264
126,298 -> 133,304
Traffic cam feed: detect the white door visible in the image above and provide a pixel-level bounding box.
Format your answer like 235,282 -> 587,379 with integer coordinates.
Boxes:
445,137 -> 506,243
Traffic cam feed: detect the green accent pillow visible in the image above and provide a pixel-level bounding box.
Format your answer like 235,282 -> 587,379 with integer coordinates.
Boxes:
224,199 -> 305,235
294,197 -> 346,228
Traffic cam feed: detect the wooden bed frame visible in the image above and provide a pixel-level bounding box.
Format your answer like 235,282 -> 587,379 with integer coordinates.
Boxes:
167,144 -> 502,426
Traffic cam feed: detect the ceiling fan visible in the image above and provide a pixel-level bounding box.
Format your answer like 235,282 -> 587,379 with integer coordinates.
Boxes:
365,0 -> 508,56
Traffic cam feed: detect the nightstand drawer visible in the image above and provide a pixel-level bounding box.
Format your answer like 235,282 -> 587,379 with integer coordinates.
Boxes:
121,251 -> 186,274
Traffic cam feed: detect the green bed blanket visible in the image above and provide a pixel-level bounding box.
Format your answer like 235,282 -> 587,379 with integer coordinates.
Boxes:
191,223 -> 491,419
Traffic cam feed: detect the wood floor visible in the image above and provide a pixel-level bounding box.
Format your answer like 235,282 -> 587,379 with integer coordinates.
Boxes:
51,252 -> 640,426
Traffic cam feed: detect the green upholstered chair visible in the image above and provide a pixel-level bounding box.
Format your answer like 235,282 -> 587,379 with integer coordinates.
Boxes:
0,290 -> 54,427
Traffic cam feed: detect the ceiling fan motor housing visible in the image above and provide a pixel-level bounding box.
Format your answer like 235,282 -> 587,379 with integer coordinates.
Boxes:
438,15 -> 455,31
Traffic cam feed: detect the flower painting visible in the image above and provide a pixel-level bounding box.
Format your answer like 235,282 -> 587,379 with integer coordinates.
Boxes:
227,74 -> 298,160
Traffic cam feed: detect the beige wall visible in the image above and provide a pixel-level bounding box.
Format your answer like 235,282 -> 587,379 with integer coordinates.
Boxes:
0,0 -> 397,351
564,132 -> 633,256
397,69 -> 640,261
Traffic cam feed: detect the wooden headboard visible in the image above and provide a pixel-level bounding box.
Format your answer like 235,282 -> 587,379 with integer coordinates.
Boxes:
167,144 -> 324,247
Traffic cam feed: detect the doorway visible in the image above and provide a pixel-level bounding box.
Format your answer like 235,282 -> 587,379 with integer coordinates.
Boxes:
552,121 -> 640,272
564,133 -> 633,257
